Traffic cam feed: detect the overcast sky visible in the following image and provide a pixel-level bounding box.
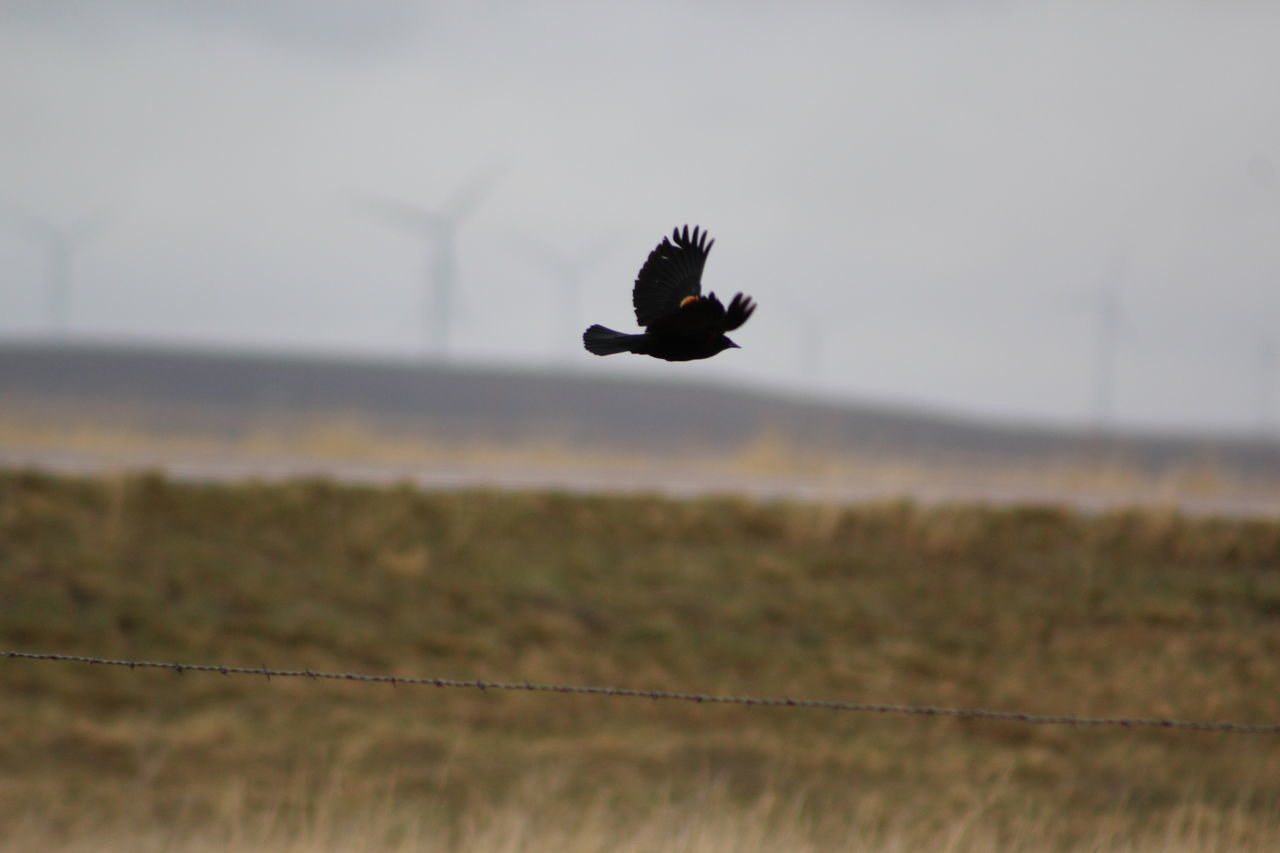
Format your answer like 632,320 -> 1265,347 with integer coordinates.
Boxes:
2,1 -> 1278,434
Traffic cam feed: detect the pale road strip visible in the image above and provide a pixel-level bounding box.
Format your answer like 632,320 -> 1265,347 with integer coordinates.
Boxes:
2,448 -> 1279,519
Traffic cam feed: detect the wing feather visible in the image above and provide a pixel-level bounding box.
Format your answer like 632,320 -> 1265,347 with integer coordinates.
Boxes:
632,225 -> 714,327
722,293 -> 756,332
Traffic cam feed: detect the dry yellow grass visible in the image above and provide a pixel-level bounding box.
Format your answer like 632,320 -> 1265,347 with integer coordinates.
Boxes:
3,469 -> 1280,850
7,769 -> 1280,852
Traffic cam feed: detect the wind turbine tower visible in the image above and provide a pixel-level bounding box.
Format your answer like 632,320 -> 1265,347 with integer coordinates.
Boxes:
521,232 -> 617,362
1090,248 -> 1129,433
350,172 -> 499,360
9,209 -> 106,336
799,313 -> 824,386
1258,335 -> 1277,437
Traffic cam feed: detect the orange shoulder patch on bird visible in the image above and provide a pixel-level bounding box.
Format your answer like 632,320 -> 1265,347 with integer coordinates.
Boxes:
679,296 -> 700,307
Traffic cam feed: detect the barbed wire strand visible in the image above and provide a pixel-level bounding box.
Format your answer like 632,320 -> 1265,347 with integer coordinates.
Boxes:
4,649 -> 1278,735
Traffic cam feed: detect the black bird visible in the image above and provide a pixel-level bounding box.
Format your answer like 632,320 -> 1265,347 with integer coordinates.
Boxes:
583,225 -> 756,361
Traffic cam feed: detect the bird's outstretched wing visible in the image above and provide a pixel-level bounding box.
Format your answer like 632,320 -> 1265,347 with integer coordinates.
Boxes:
722,292 -> 756,332
632,225 -> 714,327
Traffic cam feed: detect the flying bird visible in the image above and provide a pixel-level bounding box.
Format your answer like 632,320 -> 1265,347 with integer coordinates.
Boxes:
583,225 -> 756,361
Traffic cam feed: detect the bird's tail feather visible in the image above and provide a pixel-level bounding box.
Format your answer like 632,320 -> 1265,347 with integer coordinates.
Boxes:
583,324 -> 643,356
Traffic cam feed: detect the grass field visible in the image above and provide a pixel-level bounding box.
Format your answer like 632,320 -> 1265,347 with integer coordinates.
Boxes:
2,469 -> 1280,850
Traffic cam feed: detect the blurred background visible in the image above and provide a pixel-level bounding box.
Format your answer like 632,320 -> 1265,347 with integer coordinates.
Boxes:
2,0 -> 1279,507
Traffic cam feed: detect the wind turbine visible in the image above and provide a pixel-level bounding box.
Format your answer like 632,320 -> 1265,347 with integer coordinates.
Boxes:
348,171 -> 501,360
517,231 -> 618,363
1257,334 -> 1277,438
6,207 -> 109,336
1244,156 -> 1278,438
1088,246 -> 1130,433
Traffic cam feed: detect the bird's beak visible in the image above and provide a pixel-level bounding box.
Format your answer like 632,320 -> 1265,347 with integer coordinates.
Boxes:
729,341 -> 741,349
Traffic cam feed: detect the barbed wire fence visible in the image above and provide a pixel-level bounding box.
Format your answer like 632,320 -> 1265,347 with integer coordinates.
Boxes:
4,649 -> 1279,735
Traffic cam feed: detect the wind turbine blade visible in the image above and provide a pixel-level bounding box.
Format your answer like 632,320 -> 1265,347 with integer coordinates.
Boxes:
1,204 -> 57,243
513,226 -> 621,281
509,232 -> 573,279
577,229 -> 623,270
441,165 -> 507,224
345,191 -> 447,233
62,210 -> 112,245
2,204 -> 112,247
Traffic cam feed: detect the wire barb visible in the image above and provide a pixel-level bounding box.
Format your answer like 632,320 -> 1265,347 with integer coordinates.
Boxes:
3,650 -> 1277,735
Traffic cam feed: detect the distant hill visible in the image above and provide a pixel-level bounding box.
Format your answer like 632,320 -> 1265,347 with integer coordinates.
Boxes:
2,340 -> 1278,476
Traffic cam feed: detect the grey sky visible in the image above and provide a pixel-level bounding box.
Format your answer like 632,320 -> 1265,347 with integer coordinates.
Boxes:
2,1 -> 1278,433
